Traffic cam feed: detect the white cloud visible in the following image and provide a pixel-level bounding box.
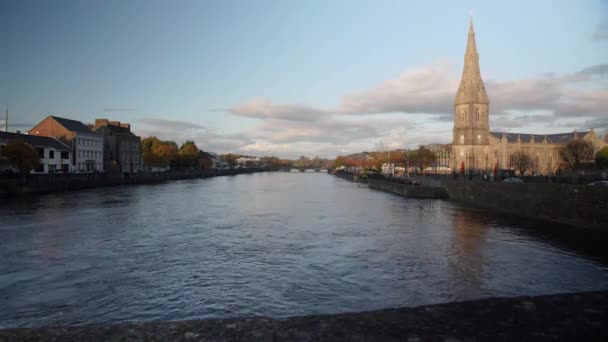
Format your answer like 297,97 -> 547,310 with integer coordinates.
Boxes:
136,63 -> 607,158
228,99 -> 329,122
337,63 -> 457,115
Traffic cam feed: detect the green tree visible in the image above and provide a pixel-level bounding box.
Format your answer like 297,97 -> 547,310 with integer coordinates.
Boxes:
595,147 -> 608,169
2,140 -> 40,174
559,139 -> 595,170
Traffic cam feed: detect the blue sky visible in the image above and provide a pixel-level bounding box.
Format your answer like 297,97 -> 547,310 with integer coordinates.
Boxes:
1,0 -> 607,157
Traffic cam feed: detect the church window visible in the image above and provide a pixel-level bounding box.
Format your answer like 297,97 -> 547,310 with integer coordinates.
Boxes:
460,135 -> 465,144
476,109 -> 480,122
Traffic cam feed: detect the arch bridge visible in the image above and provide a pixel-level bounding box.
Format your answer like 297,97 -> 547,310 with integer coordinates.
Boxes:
277,166 -> 327,172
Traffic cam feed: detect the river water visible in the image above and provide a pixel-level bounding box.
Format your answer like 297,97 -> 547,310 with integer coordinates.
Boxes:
1,172 -> 607,328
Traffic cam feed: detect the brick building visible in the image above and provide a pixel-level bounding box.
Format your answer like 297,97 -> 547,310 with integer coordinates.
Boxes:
29,116 -> 104,172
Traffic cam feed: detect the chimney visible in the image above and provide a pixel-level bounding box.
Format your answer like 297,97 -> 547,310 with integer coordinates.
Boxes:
109,121 -> 121,127
95,119 -> 109,128
120,123 -> 131,131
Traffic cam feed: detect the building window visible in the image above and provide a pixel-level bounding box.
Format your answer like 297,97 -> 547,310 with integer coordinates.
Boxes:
460,135 -> 465,144
49,150 -> 54,159
61,151 -> 69,159
476,109 -> 480,122
37,148 -> 45,158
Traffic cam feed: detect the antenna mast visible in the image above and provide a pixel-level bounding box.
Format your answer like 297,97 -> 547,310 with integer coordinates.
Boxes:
4,105 -> 7,132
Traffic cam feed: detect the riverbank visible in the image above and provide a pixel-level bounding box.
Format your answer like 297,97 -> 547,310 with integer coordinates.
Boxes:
336,172 -> 608,230
367,176 -> 449,199
0,168 -> 270,198
1,291 -> 606,341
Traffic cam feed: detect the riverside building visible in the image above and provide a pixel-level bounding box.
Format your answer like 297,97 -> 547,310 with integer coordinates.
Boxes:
452,19 -> 607,174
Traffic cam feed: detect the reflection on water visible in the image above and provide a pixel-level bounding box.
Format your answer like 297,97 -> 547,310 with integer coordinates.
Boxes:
448,213 -> 488,298
0,173 -> 607,328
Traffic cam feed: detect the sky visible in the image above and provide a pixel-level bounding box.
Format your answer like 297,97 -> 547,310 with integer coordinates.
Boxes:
1,0 -> 607,158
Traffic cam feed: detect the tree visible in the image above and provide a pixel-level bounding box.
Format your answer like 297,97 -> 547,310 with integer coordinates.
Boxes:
199,156 -> 214,170
141,136 -> 161,154
153,142 -> 178,168
595,147 -> 608,169
409,146 -> 437,171
559,139 -> 595,170
221,154 -> 240,168
2,140 -> 40,174
511,150 -> 533,176
178,140 -> 199,169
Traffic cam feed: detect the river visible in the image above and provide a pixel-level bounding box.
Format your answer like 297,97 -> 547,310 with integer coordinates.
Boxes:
1,172 -> 607,328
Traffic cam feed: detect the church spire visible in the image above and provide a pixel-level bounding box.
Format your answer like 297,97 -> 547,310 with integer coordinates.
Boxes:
455,16 -> 488,105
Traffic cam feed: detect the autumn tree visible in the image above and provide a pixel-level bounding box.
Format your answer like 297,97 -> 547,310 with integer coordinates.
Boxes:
156,142 -> 178,168
559,139 -> 595,170
199,157 -> 214,170
595,147 -> 608,169
1,140 -> 40,174
176,140 -> 199,170
511,150 -> 533,176
141,136 -> 161,154
409,146 -> 437,171
141,137 -> 164,168
221,154 -> 240,168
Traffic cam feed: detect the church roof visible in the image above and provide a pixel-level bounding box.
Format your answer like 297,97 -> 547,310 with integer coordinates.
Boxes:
454,18 -> 489,105
489,131 -> 590,143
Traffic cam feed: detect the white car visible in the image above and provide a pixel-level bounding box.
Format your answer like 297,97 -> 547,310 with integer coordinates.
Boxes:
588,180 -> 608,188
503,177 -> 524,183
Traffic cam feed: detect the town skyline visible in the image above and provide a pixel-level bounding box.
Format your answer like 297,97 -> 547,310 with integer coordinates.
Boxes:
1,0 -> 607,158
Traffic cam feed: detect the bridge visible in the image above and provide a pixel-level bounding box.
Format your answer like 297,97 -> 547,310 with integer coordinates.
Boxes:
277,167 -> 328,172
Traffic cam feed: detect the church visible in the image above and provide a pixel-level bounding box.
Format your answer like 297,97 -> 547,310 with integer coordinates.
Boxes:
452,19 -> 607,174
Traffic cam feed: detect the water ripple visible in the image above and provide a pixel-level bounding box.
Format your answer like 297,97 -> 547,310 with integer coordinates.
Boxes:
1,173 -> 607,328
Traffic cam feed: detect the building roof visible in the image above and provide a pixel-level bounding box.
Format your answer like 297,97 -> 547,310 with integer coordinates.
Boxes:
94,124 -> 136,136
0,131 -> 71,151
489,131 -> 590,144
199,151 -> 216,159
50,116 -> 94,134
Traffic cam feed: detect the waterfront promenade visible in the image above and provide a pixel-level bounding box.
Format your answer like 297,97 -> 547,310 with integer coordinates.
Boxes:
0,168 -> 271,198
336,170 -> 608,231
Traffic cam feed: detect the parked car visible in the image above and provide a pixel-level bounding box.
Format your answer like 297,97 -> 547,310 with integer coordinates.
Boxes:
587,180 -> 608,188
503,177 -> 524,183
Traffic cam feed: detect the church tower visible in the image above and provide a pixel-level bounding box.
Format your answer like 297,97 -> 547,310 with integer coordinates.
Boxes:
453,17 -> 490,172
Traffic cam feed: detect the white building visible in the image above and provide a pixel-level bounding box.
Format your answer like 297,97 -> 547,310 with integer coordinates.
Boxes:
0,131 -> 72,174
29,116 -> 104,172
236,157 -> 261,168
